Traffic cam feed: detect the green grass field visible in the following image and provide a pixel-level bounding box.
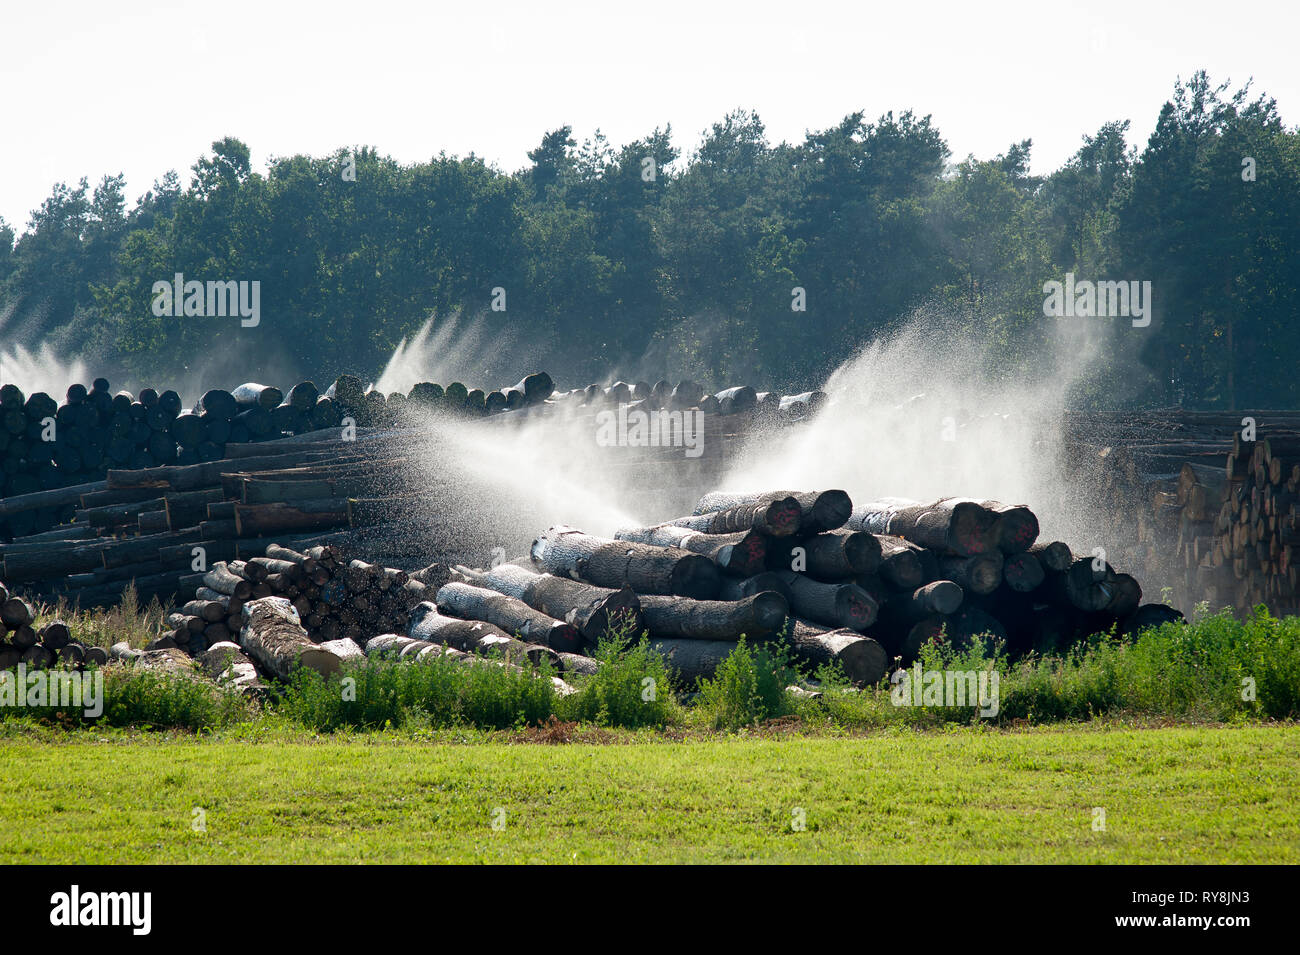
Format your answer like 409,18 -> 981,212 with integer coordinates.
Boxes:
3,723 -> 1296,863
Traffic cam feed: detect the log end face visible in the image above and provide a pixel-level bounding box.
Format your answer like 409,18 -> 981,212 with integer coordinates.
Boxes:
833,634 -> 887,686
811,489 -> 853,532
763,497 -> 803,537
837,583 -> 879,631
748,590 -> 790,635
672,554 -> 722,600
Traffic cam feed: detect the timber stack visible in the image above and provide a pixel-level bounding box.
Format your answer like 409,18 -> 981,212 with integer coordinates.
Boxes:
0,428 -> 417,609
436,489 -> 1180,687
1062,408 -> 1300,614
0,377 -> 346,540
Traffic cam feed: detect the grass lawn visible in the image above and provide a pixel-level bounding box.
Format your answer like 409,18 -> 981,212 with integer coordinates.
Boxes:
1,723 -> 1296,863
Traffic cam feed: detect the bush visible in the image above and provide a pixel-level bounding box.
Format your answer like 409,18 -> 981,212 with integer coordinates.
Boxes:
792,607 -> 1300,730
999,606 -> 1300,722
279,653 -> 558,732
695,640 -> 794,730
96,666 -> 254,730
560,633 -> 681,728
0,665 -> 257,731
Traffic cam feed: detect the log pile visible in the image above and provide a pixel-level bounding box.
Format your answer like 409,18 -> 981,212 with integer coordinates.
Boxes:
0,428 -> 414,609
0,376 -> 347,540
0,584 -> 110,669
332,369 -> 824,426
429,490 -> 1180,687
152,543 -> 429,658
1063,409 -> 1300,615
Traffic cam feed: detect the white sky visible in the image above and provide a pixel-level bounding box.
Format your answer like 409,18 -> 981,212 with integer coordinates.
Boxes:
1,0 -> 1296,230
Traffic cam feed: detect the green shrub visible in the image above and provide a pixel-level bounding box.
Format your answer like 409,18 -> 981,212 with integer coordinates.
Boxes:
559,634 -> 681,728
999,606 -> 1300,722
788,608 -> 1300,730
695,640 -> 794,729
20,665 -> 254,731
280,653 -> 558,732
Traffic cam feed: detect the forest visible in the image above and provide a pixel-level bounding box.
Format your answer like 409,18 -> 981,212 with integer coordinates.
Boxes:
1,70 -> 1296,407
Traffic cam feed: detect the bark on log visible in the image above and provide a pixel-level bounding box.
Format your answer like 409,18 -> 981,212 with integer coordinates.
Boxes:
1047,556 -> 1117,612
38,621 -> 71,650
558,652 -> 601,675
1002,551 -> 1045,593
718,571 -> 791,602
666,497 -> 802,537
938,552 -> 1004,595
317,637 -> 365,664
0,479 -> 108,519
638,591 -> 788,641
770,618 -> 887,684
875,536 -> 926,591
944,606 -> 1009,645
234,500 -> 349,537
648,638 -> 739,683
978,501 -> 1040,553
880,581 -> 965,628
613,525 -> 768,576
767,528 -> 882,579
465,564 -> 644,645
1,596 -> 35,628
770,570 -> 878,630
870,615 -> 945,663
408,602 -> 532,660
198,641 -> 265,693
204,562 -> 253,599
135,647 -> 199,677
239,597 -> 341,679
695,489 -> 852,534
848,497 -> 999,556
1120,603 -> 1185,635
435,581 -> 583,652
531,525 -> 720,599
1028,541 -> 1072,572
1105,573 -> 1142,618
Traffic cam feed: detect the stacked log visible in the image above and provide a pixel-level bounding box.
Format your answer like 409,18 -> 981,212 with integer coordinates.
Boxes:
0,430 -> 411,608
154,543 -> 427,656
1062,409 -> 1300,614
1214,428 -> 1300,614
0,585 -> 108,669
0,377 -> 345,540
424,490 -> 1178,688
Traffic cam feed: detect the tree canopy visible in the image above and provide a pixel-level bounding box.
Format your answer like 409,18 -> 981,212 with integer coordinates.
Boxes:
1,71 -> 1296,407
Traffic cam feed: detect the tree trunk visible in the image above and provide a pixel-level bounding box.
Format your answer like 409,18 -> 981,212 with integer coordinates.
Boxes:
1002,551 -> 1045,592
667,496 -> 802,537
938,552 -> 1004,595
531,525 -> 720,599
204,562 -> 253,599
848,497 -> 999,556
613,525 -> 768,577
1028,540 -> 1072,572
771,618 -> 887,685
770,570 -> 877,630
239,597 -> 341,679
977,501 -> 1040,553
875,536 -> 926,591
880,581 -> 965,627
767,528 -> 881,579
648,638 -> 738,683
435,581 -> 583,652
637,590 -> 788,641
199,641 -> 266,694
466,564 -> 645,646
718,571 -> 791,603
695,489 -> 852,534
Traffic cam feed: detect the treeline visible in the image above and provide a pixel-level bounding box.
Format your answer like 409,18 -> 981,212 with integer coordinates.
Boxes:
1,70 -> 1297,406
